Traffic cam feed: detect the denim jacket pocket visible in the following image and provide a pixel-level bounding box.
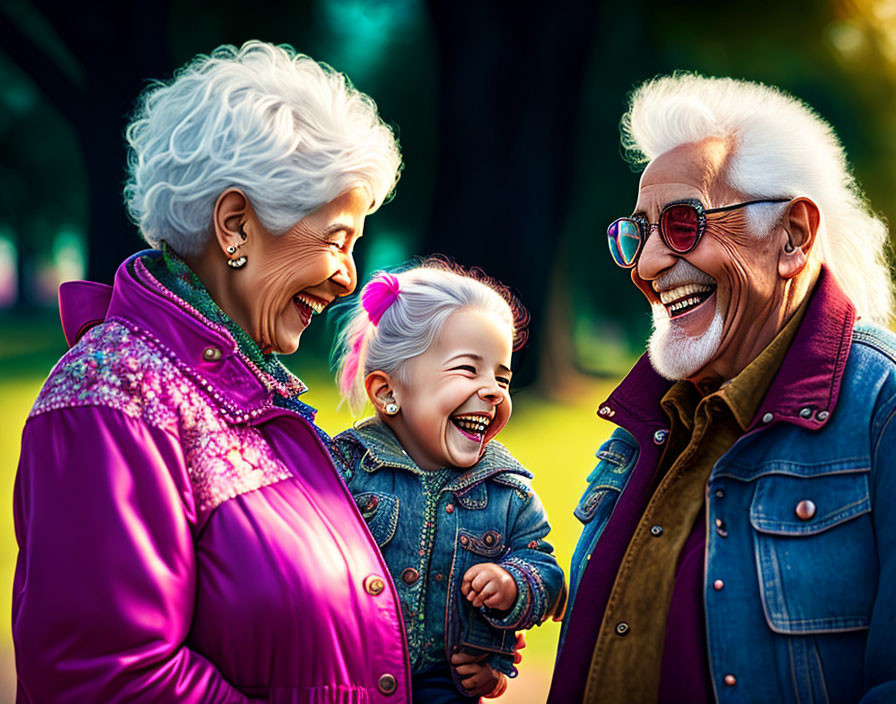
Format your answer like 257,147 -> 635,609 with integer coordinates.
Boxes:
749,472 -> 876,634
574,432 -> 638,524
353,491 -> 399,547
456,528 -> 516,655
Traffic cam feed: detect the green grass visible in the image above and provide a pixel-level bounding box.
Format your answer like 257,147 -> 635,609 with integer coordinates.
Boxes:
0,333 -> 623,702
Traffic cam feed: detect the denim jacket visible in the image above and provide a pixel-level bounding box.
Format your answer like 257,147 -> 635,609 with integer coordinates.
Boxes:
331,418 -> 564,689
560,270 -> 896,703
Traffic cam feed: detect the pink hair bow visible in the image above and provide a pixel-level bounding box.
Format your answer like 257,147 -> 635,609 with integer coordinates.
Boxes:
362,273 -> 400,325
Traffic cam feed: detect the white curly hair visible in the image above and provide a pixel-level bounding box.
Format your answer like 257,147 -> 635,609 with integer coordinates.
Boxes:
124,41 -> 402,255
622,73 -> 893,325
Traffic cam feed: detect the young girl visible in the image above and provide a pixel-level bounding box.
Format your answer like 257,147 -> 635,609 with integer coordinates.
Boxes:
330,260 -> 565,703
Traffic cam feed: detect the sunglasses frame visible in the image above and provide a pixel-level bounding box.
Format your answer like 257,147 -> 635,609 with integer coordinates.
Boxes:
607,197 -> 792,269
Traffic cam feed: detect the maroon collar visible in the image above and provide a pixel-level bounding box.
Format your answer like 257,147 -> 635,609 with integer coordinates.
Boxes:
599,267 -> 856,434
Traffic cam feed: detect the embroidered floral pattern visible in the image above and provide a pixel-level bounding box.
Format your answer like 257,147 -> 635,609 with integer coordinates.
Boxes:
31,321 -> 294,517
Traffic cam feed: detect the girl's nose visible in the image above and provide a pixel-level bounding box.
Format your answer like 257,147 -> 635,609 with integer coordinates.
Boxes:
478,384 -> 504,405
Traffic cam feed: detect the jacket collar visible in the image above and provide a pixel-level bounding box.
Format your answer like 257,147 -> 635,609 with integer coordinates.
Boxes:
348,417 -> 532,493
599,267 -> 855,434
58,251 -> 311,422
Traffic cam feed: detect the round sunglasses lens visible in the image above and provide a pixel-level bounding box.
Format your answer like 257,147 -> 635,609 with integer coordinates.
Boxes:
661,205 -> 700,252
608,219 -> 641,266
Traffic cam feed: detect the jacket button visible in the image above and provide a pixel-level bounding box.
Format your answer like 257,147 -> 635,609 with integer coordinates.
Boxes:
795,500 -> 817,520
715,518 -> 728,538
799,407 -> 813,419
615,621 -> 630,636
817,410 -> 830,421
446,503 -> 455,514
714,488 -> 725,499
377,673 -> 397,695
434,573 -> 443,581
367,496 -> 379,510
202,346 -> 223,361
459,535 -> 469,546
401,568 -> 419,585
363,576 -> 385,596
761,412 -> 774,424
650,525 -> 664,537
724,674 -> 737,686
713,579 -> 724,591
653,429 -> 669,445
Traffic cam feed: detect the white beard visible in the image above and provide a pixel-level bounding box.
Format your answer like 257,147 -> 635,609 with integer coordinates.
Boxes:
648,302 -> 724,380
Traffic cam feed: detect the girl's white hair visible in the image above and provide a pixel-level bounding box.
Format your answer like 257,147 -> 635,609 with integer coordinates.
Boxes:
124,41 -> 402,255
622,73 -> 894,325
335,263 -> 525,415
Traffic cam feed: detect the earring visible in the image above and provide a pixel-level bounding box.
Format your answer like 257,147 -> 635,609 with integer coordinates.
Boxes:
227,255 -> 248,269
384,401 -> 400,415
226,245 -> 237,255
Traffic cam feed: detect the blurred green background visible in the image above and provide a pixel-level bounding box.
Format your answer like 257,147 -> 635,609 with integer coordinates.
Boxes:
3,0 -> 896,701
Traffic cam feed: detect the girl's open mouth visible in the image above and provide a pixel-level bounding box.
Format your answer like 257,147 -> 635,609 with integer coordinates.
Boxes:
450,413 -> 492,443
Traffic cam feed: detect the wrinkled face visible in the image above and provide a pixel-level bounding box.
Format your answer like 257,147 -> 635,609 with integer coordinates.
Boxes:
387,309 -> 514,470
632,139 -> 784,382
235,188 -> 370,354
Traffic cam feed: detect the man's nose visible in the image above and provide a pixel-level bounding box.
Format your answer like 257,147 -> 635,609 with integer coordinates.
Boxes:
636,225 -> 678,281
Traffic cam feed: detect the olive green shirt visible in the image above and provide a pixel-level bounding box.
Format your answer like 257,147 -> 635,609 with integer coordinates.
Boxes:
584,301 -> 809,704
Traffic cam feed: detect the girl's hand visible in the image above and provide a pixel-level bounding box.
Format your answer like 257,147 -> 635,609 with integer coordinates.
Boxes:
450,651 -> 507,698
461,562 -> 518,610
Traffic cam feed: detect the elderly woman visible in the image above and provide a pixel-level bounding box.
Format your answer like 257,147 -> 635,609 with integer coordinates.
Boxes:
12,42 -> 410,703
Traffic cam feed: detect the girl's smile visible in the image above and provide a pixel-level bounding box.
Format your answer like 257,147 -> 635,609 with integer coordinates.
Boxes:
381,309 -> 513,470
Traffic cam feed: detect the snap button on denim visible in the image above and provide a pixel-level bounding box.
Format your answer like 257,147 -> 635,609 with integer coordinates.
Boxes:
714,579 -> 724,591
401,568 -> 419,585
715,518 -> 728,538
653,429 -> 668,445
715,488 -> 725,499
799,407 -> 813,419
724,674 -> 737,686
817,409 -> 830,421
795,499 -> 817,520
761,412 -> 774,424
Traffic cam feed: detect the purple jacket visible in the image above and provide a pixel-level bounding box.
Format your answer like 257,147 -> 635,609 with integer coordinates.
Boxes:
13,254 -> 411,703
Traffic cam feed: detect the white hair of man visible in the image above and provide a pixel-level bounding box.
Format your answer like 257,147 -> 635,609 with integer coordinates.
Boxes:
124,41 -> 402,255
621,72 -> 894,326
335,265 -> 519,415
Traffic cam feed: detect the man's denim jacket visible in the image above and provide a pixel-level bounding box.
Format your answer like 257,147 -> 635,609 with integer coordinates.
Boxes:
560,270 -> 896,703
331,418 -> 564,688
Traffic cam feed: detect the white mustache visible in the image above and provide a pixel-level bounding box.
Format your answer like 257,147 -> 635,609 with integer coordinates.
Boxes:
651,260 -> 715,293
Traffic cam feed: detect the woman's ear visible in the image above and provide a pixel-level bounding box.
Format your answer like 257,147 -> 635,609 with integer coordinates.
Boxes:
212,188 -> 250,256
364,371 -> 397,414
778,197 -> 821,280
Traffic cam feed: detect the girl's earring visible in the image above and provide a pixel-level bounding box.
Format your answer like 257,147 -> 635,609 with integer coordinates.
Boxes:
384,401 -> 400,416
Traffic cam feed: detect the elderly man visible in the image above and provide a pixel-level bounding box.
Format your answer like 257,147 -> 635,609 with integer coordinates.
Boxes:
548,74 -> 896,703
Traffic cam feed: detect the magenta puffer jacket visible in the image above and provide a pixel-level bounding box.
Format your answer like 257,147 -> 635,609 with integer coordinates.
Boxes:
12,253 -> 410,703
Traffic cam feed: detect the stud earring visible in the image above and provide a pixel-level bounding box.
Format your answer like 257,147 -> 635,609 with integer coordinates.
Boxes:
384,401 -> 400,415
227,255 -> 248,269
226,245 -> 237,255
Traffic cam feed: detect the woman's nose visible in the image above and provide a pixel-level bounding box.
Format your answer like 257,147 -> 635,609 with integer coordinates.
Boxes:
330,254 -> 357,296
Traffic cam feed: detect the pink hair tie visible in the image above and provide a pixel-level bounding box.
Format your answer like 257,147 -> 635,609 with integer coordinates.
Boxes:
362,273 -> 400,325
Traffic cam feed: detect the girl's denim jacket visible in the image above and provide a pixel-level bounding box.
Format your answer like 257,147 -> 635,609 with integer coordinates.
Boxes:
331,418 -> 564,688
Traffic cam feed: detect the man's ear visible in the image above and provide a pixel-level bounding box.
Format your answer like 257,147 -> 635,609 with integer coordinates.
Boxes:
212,188 -> 250,255
364,370 -> 397,414
778,197 -> 821,280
